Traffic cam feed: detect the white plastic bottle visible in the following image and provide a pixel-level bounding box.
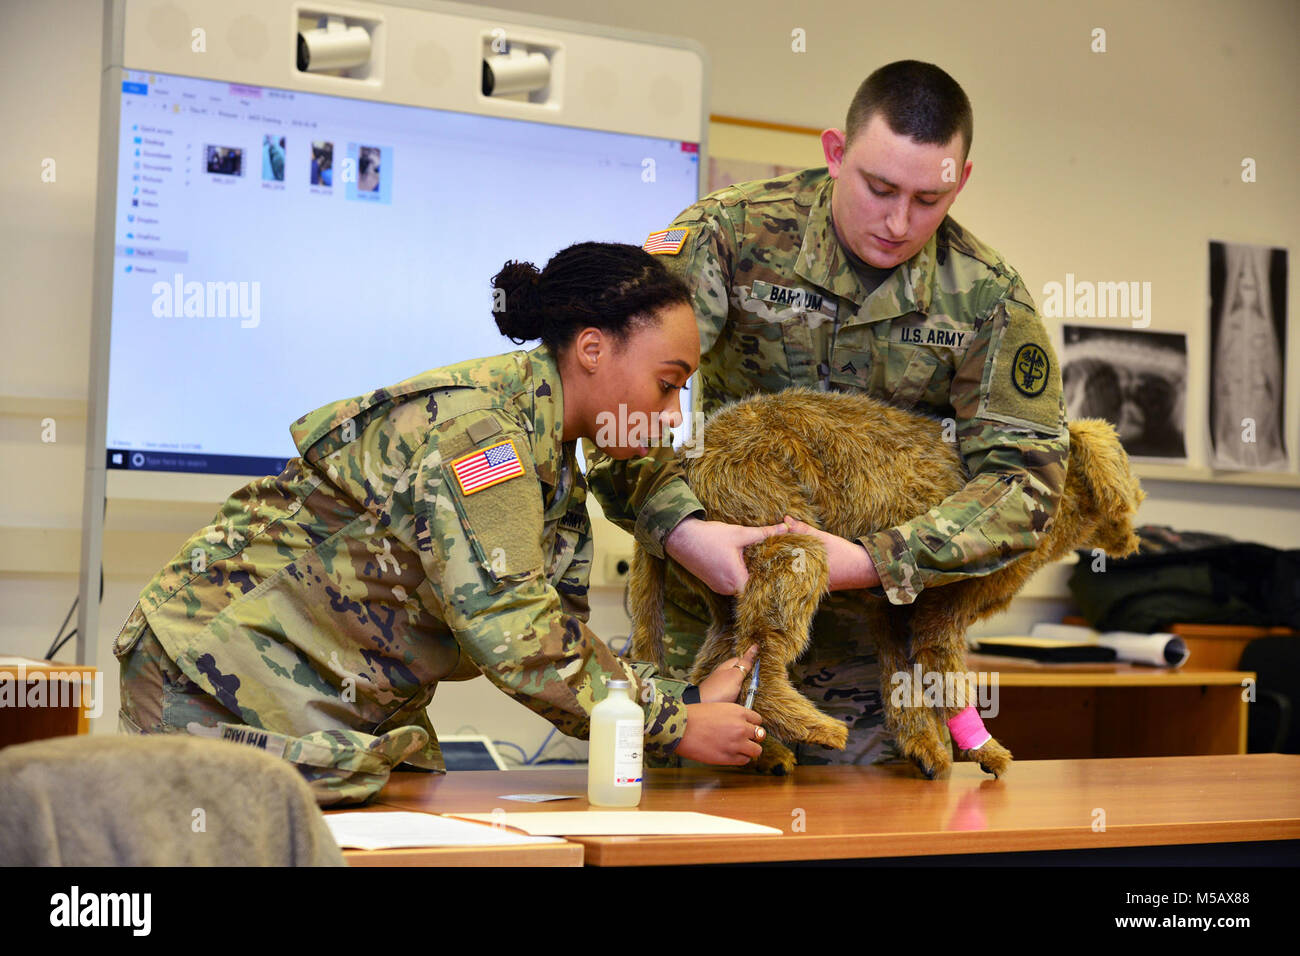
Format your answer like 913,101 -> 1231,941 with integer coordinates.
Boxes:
587,679 -> 643,807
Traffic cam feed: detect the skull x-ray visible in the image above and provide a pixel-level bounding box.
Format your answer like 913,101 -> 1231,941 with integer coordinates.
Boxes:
1062,326 -> 1188,461
1209,241 -> 1289,471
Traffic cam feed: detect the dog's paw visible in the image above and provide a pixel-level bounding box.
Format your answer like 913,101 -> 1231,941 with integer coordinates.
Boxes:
751,737 -> 797,776
807,718 -> 849,751
967,738 -> 1013,778
898,731 -> 953,780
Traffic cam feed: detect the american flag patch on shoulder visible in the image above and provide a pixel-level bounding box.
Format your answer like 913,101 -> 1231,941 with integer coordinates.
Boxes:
643,227 -> 690,255
450,439 -> 525,495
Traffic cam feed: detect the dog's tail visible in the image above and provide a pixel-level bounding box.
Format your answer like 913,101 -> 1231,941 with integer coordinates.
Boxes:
1055,418 -> 1147,560
628,544 -> 668,670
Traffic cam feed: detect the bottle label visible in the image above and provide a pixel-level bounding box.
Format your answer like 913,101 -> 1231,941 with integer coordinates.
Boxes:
614,719 -> 643,786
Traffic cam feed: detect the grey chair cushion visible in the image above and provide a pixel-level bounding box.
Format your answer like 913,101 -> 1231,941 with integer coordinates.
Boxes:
0,734 -> 347,866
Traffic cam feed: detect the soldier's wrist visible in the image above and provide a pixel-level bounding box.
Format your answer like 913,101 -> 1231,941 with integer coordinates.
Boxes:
643,690 -> 688,757
856,543 -> 881,589
636,482 -> 705,559
663,513 -> 705,559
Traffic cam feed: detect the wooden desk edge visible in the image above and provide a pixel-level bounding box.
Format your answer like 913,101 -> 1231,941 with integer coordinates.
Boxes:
576,819 -> 1300,866
342,842 -> 582,867
963,662 -> 1255,687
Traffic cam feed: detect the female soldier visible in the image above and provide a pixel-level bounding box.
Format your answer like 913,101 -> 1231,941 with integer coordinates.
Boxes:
115,242 -> 779,801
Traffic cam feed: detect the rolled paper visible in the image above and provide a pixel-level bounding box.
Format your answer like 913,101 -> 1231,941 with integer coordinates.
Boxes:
1028,623 -> 1189,668
947,705 -> 992,752
1096,631 -> 1189,668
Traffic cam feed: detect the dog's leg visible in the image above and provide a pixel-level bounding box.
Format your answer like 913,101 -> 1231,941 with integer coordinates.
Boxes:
678,582 -> 802,776
724,534 -> 849,751
689,602 -> 801,777
906,603 -> 1013,779
628,547 -> 668,669
875,614 -> 954,780
685,590 -> 739,683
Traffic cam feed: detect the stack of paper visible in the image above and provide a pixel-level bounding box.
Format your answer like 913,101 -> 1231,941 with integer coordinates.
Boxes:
324,811 -> 564,850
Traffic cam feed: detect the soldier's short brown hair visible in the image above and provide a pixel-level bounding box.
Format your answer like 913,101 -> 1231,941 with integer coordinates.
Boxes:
845,60 -> 973,161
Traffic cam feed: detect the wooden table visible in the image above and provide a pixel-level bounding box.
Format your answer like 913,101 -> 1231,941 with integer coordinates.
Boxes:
366,755 -> 1300,866
965,653 -> 1252,758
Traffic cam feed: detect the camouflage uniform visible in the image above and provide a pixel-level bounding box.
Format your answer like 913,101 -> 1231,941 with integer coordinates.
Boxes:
116,346 -> 689,786
589,167 -> 1068,766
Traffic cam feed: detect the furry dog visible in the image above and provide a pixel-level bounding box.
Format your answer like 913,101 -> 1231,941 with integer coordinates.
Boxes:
629,388 -> 1145,779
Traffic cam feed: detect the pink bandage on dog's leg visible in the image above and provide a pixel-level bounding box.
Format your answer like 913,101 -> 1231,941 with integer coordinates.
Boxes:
947,706 -> 992,751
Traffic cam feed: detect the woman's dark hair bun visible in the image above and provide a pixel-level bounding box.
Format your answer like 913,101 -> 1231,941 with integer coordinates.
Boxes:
491,260 -> 546,343
489,242 -> 691,354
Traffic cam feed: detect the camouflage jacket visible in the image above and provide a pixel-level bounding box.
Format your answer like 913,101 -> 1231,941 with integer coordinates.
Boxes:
588,167 -> 1069,605
121,347 -> 688,768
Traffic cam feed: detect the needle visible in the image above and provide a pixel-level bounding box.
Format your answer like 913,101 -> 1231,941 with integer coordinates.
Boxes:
743,656 -> 761,710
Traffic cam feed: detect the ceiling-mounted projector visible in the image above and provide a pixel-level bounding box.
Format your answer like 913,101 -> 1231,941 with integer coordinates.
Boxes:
298,16 -> 372,72
482,49 -> 551,97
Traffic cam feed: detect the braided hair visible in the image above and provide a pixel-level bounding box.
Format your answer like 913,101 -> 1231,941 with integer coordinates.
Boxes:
491,241 -> 691,353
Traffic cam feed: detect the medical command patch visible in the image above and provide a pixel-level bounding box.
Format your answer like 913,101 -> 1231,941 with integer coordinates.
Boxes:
643,227 -> 690,255
981,297 -> 1063,434
450,439 -> 525,495
1011,343 -> 1050,396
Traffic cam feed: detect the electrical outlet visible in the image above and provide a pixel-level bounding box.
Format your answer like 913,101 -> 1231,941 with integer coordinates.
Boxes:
603,552 -> 633,583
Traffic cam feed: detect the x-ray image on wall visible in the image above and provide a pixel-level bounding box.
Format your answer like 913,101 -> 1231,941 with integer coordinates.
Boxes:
1209,241 -> 1289,471
1062,325 -> 1188,461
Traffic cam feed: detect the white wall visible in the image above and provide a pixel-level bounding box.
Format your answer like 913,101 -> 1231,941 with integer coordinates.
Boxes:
2,0 -> 1296,762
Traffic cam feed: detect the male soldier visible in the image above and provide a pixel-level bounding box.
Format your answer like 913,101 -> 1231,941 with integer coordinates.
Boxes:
588,60 -> 1068,767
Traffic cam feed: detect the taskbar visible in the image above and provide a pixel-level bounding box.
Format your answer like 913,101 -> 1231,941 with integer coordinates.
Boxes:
106,448 -> 289,477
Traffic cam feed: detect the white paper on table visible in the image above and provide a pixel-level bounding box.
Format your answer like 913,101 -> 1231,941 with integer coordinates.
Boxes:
323,811 -> 564,850
498,793 -> 578,803
448,810 -> 782,836
1028,623 -> 1189,667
